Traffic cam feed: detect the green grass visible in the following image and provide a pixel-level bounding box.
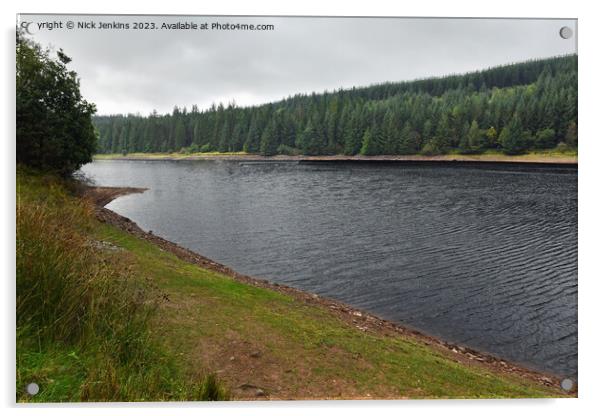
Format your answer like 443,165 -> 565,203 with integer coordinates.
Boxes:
96,219 -> 565,399
16,169 -> 229,402
17,168 -> 566,400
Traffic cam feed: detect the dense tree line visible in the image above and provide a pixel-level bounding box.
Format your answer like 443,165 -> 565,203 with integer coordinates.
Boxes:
94,55 -> 577,156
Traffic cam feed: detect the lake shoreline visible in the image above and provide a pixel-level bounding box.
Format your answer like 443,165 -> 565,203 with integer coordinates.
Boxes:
83,183 -> 574,394
94,152 -> 578,166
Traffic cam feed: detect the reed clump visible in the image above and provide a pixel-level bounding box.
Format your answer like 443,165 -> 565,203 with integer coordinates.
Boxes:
16,168 -> 228,401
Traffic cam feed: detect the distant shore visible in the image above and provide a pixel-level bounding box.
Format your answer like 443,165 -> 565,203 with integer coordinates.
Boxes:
94,151 -> 577,165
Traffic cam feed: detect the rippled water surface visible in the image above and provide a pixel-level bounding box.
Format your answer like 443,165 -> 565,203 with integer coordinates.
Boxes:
82,160 -> 577,377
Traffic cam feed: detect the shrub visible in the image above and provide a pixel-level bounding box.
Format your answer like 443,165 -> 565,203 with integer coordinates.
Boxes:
199,143 -> 213,153
276,144 -> 301,156
421,139 -> 446,156
555,141 -> 570,153
534,128 -> 556,149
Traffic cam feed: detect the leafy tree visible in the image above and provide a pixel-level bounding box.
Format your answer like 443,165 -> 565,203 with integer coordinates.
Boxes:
485,126 -> 498,148
17,33 -> 97,174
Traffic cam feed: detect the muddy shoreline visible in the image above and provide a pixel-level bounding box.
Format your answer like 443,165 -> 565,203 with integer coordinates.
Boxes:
95,153 -> 578,166
83,184 -> 575,395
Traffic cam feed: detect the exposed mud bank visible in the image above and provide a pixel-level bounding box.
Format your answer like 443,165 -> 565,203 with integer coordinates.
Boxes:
95,153 -> 578,166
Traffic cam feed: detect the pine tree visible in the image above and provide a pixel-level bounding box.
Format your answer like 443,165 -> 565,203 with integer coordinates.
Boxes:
299,119 -> 324,155
174,118 -> 186,151
499,115 -> 526,155
244,116 -> 261,153
259,119 -> 278,156
325,108 -> 338,154
367,123 -> 385,155
218,120 -> 230,152
431,113 -> 451,153
343,111 -> 362,155
110,123 -> 121,154
422,120 -> 433,143
459,127 -> 470,153
398,122 -> 418,154
359,128 -> 375,155
119,122 -> 128,155
91,55 -> 577,157
193,119 -> 202,145
382,111 -> 398,154
467,120 -> 483,153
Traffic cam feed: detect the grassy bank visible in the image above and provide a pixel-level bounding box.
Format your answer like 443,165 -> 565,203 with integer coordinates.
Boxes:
16,170 -> 569,400
93,149 -> 577,164
16,169 -> 228,402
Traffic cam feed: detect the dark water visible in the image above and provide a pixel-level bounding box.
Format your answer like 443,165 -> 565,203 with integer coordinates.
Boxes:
81,159 -> 577,377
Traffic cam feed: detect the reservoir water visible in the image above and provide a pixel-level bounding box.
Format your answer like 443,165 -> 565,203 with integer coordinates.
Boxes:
81,159 -> 577,377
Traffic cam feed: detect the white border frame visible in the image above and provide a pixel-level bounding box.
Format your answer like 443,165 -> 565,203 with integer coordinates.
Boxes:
3,1 -> 600,415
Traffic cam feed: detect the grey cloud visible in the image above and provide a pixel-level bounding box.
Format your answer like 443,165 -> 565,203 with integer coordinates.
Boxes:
20,15 -> 577,115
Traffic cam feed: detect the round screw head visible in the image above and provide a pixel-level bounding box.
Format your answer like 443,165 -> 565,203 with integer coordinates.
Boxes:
561,378 -> 574,391
26,382 -> 39,396
559,26 -> 573,40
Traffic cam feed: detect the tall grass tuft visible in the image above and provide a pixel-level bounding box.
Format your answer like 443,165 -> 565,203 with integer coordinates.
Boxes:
16,169 -> 229,401
197,373 -> 229,401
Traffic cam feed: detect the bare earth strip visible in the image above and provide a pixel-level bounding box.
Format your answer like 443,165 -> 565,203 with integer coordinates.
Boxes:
94,153 -> 577,165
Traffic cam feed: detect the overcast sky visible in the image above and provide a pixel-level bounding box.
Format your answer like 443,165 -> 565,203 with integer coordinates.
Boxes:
19,15 -> 577,115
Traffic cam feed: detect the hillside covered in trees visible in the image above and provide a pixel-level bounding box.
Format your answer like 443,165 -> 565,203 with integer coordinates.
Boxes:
94,55 -> 577,156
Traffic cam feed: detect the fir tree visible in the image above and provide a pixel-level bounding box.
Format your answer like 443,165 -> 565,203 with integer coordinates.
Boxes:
359,128 -> 375,155
259,119 -> 278,156
499,116 -> 527,155
92,55 -> 577,157
466,120 -> 483,153
174,118 -> 186,150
